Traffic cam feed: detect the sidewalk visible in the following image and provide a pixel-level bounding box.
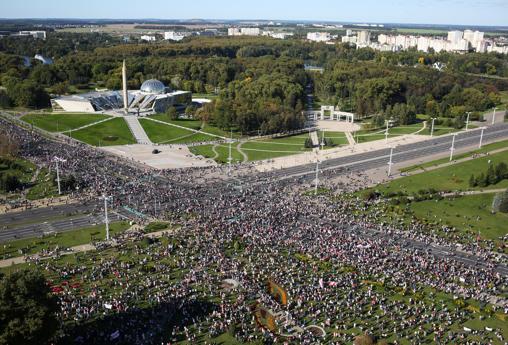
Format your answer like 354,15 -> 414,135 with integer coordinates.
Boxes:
0,227 -> 174,268
255,133 -> 430,172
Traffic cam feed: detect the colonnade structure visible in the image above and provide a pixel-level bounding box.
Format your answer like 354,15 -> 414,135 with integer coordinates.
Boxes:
304,105 -> 355,123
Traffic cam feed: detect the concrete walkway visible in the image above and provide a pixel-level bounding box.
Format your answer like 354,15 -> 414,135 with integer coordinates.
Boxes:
310,131 -> 319,146
124,116 -> 152,145
60,116 -> 115,134
143,117 -> 228,140
255,133 -> 430,172
345,132 -> 355,145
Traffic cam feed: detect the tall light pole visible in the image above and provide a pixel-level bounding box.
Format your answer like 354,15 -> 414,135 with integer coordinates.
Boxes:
479,126 -> 487,148
314,158 -> 320,195
465,112 -> 471,131
385,120 -> 390,144
101,194 -> 113,241
52,156 -> 66,195
387,147 -> 394,177
320,130 -> 325,150
449,133 -> 457,161
430,118 -> 436,137
227,129 -> 232,176
491,107 -> 497,125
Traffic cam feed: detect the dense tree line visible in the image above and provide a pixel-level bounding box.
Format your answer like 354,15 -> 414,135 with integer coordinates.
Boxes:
0,270 -> 58,345
0,34 -> 507,131
313,59 -> 504,122
469,162 -> 508,188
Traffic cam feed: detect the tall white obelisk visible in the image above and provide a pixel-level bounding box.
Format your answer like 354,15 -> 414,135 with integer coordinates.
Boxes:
122,60 -> 128,113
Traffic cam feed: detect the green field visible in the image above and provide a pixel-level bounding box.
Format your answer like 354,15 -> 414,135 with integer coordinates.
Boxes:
376,150 -> 508,195
395,28 -> 447,35
0,221 -> 130,259
147,114 -> 203,130
0,157 -> 59,200
147,114 -> 236,139
190,132 -> 317,163
25,168 -> 59,200
21,113 -> 111,132
70,117 -> 136,146
354,123 -> 424,143
411,194 -> 508,240
139,118 -> 199,143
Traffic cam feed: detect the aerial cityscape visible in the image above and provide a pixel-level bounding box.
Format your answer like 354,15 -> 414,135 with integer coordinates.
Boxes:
0,0 -> 508,344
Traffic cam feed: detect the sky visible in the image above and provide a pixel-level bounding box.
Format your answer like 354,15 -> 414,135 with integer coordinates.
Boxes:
1,0 -> 507,26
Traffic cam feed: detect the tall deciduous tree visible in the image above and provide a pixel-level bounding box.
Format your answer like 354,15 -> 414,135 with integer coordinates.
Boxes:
0,270 -> 58,345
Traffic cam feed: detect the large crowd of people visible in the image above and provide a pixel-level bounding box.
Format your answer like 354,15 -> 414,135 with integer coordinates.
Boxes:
1,117 -> 507,344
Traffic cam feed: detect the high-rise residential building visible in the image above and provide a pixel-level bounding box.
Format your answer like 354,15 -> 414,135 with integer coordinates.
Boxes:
164,31 -> 187,41
228,27 -> 260,36
357,30 -> 371,44
447,30 -> 463,44
240,27 -> 260,36
228,27 -> 241,36
307,32 -> 331,42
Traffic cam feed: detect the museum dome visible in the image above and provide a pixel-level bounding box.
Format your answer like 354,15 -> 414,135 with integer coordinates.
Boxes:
140,79 -> 166,94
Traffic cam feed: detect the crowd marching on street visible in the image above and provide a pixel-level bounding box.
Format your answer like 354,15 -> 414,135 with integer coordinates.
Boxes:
1,118 -> 507,344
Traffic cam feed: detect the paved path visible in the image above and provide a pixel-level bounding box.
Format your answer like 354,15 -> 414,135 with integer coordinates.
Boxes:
345,132 -> 355,145
310,131 -> 319,146
236,142 -> 249,162
143,117 -> 227,140
0,227 -> 174,268
124,116 -> 152,145
442,188 -> 506,197
60,116 -> 115,134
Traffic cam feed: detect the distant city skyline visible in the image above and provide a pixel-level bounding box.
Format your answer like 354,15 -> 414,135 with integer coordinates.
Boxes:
1,0 -> 507,27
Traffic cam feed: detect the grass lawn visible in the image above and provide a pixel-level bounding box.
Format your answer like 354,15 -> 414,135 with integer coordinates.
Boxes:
353,123 -> 424,143
213,144 -> 244,163
0,156 -> 35,186
401,139 -> 508,173
0,221 -> 131,259
140,118 -> 196,143
376,149 -> 508,195
147,114 -> 202,130
26,168 -> 59,200
241,134 -> 312,161
189,144 -> 216,159
70,117 -> 136,146
395,28 -> 447,34
141,118 -> 220,144
21,113 -> 111,132
318,131 -> 349,146
411,194 -> 508,240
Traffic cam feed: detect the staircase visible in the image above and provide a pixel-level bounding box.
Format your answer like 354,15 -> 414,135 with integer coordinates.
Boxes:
124,116 -> 152,145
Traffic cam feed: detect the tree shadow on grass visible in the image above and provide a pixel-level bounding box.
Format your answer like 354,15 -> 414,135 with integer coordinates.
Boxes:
59,298 -> 217,344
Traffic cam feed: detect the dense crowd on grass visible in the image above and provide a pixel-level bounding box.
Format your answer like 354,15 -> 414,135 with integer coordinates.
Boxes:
1,118 -> 507,344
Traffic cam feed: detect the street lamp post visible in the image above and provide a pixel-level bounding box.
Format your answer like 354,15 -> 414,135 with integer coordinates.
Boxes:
227,130 -> 232,176
430,118 -> 436,137
101,194 -> 112,241
479,126 -> 486,148
388,147 -> 394,177
385,120 -> 390,143
320,130 -> 325,150
491,107 -> 497,125
314,159 -> 320,195
465,112 -> 471,131
52,156 -> 66,195
449,133 -> 457,161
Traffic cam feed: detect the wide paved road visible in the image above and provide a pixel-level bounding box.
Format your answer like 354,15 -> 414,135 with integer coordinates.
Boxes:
254,123 -> 508,182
